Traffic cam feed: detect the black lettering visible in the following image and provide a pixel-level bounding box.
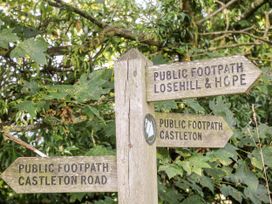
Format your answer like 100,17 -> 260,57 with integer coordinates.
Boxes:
18,176 -> 24,185
215,77 -> 222,88
87,175 -> 94,184
182,69 -> 188,78
103,163 -> 109,172
71,164 -> 77,172
237,62 -> 243,72
240,74 -> 246,85
49,164 -> 54,173
25,176 -> 31,185
167,82 -> 172,92
51,176 -> 57,185
160,84 -> 166,92
95,176 -> 101,184
64,164 -> 70,172
64,176 -> 70,185
160,131 -> 164,139
81,176 -> 86,184
32,176 -> 38,185
154,72 -> 159,81
101,175 -> 107,184
166,71 -> 171,80
18,164 -> 24,173
232,75 -> 239,86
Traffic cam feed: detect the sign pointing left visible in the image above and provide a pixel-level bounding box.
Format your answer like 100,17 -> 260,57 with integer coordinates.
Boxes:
1,156 -> 117,193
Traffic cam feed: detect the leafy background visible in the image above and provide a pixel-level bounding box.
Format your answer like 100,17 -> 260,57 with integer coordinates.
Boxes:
0,0 -> 271,203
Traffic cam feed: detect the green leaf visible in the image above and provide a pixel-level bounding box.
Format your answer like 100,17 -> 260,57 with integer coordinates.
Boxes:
177,155 -> 211,176
63,146 -> 79,155
183,99 -> 205,113
22,80 -> 40,95
0,29 -> 19,48
181,195 -> 205,204
250,146 -> 272,169
244,184 -> 270,204
94,197 -> 115,204
225,161 -> 258,191
198,176 -> 214,193
85,145 -> 115,156
158,181 -> 182,204
44,85 -> 72,100
69,193 -> 86,203
152,54 -> 169,65
159,163 -> 183,179
258,123 -> 272,139
73,71 -> 111,102
15,101 -> 38,118
220,185 -> 243,203
207,144 -> 238,165
10,37 -> 48,64
85,106 -> 104,121
209,96 -> 236,126
154,100 -> 177,112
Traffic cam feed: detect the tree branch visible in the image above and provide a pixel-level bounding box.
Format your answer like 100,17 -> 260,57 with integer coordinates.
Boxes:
199,30 -> 272,45
193,42 -> 263,56
46,0 -> 162,47
47,0 -> 105,28
239,0 -> 269,21
2,127 -> 48,157
197,0 -> 239,25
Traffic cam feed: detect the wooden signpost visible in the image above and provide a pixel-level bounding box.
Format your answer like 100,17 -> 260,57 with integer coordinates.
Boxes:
155,112 -> 233,148
114,49 -> 158,204
0,49 -> 261,204
146,55 -> 261,101
0,156 -> 117,193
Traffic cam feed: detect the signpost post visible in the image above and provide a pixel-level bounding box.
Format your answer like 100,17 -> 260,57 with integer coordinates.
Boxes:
146,55 -> 261,101
0,156 -> 117,193
155,112 -> 233,148
114,49 -> 158,204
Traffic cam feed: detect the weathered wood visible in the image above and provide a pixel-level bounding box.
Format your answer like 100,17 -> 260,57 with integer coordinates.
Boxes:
0,156 -> 117,193
156,112 -> 233,148
114,49 -> 158,204
146,55 -> 261,101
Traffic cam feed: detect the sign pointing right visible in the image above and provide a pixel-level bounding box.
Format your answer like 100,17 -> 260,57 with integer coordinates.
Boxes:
155,112 -> 233,148
146,55 -> 261,101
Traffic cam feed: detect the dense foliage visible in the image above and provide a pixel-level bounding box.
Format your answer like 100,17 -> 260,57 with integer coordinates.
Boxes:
0,0 -> 271,203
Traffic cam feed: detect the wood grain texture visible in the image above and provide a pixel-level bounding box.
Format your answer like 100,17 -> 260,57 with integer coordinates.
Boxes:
114,49 -> 158,204
156,112 -> 233,148
0,156 -> 117,193
146,55 -> 261,101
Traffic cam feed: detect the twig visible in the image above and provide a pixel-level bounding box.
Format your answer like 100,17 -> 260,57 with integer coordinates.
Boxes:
2,127 -> 48,157
199,30 -> 272,45
239,0 -> 269,21
264,10 -> 272,38
192,42 -> 263,56
91,130 -> 96,146
251,105 -> 272,204
197,0 -> 239,25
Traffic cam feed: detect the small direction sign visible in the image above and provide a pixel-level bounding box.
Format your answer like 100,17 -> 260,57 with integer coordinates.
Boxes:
144,114 -> 157,145
146,55 -> 261,101
155,112 -> 233,148
1,156 -> 117,193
